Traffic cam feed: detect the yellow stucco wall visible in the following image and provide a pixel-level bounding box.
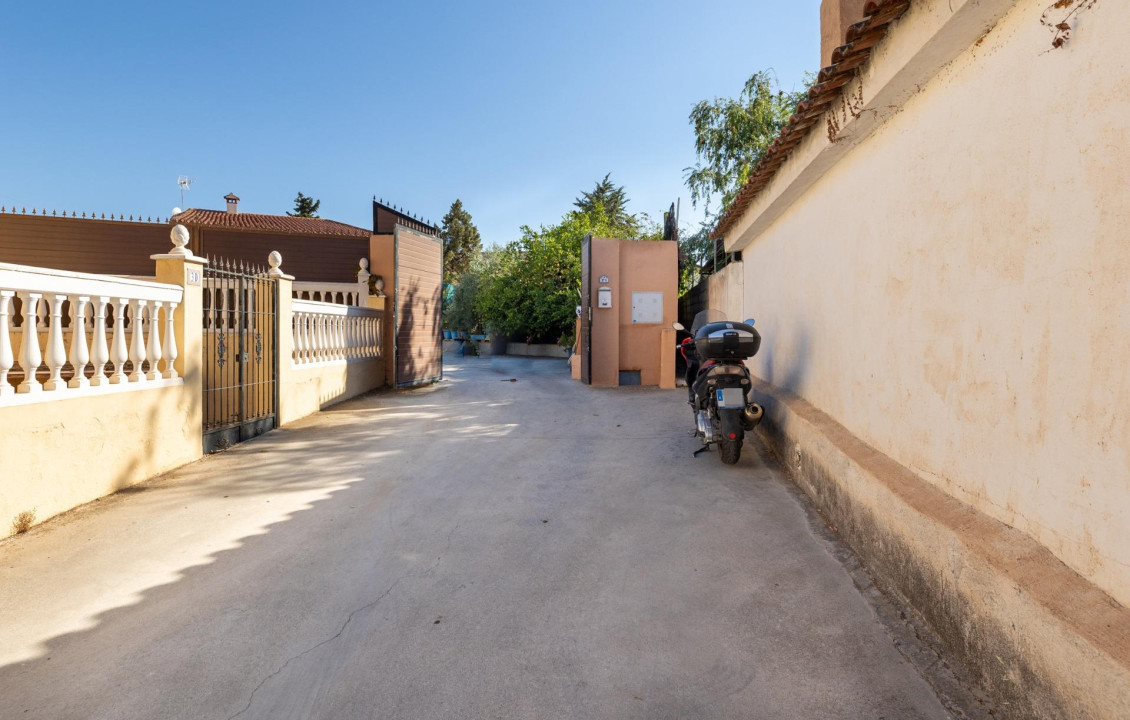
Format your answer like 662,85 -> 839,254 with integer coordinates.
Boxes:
733,0 -> 1130,607
276,277 -> 387,426
1,383 -> 201,533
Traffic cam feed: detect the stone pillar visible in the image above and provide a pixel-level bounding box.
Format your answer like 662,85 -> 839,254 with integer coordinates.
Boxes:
152,224 -> 207,457
365,294 -> 388,388
268,251 -> 297,425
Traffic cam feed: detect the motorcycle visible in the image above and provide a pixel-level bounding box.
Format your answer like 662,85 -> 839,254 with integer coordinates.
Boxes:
674,309 -> 764,464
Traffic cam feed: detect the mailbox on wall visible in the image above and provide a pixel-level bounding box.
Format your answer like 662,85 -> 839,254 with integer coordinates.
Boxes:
597,286 -> 613,308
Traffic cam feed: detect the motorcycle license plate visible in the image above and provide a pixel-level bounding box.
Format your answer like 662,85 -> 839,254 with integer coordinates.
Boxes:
716,388 -> 744,409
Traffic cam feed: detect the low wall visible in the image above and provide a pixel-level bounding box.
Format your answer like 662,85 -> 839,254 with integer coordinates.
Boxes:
276,284 -> 386,425
752,378 -> 1130,720
279,359 -> 385,425
505,342 -> 569,358
1,383 -> 200,533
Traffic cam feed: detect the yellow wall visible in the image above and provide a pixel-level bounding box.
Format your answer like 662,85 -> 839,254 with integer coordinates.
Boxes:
276,277 -> 387,426
1,383 -> 201,532
730,0 -> 1130,607
2,254 -> 204,535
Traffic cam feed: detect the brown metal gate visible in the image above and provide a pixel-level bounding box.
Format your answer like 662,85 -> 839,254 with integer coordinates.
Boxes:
580,234 -> 592,384
201,257 -> 278,452
393,225 -> 443,387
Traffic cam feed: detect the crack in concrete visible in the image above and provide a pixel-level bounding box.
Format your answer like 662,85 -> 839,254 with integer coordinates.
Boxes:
225,524 -> 460,720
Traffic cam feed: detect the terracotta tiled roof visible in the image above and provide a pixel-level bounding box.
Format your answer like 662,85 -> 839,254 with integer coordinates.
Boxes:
711,0 -> 912,240
172,208 -> 370,238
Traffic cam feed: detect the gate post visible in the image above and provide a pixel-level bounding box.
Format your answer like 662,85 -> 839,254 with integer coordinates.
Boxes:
267,251 -> 296,426
152,225 -> 207,440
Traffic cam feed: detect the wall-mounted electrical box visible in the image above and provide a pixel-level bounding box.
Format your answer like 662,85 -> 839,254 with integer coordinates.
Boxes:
597,286 -> 613,308
631,291 -> 663,324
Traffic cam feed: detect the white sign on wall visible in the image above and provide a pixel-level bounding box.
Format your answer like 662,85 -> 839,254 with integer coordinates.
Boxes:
631,291 -> 663,324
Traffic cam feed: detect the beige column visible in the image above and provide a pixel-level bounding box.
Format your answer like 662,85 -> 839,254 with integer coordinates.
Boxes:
151,224 -> 207,459
268,251 -> 297,425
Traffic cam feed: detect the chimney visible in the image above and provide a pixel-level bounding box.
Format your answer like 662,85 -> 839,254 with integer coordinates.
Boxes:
224,193 -> 240,214
820,0 -> 869,68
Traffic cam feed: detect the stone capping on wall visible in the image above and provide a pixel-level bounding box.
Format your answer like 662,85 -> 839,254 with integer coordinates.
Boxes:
718,0 -> 1019,249
751,378 -> 1130,720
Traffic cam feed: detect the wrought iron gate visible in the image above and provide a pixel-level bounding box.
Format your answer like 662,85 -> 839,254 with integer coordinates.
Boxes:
202,258 -> 278,453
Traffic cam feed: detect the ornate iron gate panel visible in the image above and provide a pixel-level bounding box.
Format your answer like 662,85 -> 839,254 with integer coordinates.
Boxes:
202,258 -> 278,453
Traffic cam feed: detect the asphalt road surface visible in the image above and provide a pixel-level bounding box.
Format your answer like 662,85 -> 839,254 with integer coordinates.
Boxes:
0,356 -> 958,719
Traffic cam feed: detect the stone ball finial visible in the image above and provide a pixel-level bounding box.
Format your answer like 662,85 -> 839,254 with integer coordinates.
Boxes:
169,224 -> 191,256
359,257 -> 370,271
268,251 -> 282,270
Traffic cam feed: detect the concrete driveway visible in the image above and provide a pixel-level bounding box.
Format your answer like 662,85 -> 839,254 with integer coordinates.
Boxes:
0,356 -> 960,720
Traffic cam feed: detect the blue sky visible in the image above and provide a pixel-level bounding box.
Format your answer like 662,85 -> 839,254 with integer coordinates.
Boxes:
1,1 -> 819,247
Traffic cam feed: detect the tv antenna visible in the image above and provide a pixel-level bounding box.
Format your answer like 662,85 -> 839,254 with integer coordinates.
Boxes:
177,176 -> 194,207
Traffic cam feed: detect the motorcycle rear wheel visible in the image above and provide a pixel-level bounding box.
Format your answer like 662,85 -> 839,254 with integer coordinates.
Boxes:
719,438 -> 742,465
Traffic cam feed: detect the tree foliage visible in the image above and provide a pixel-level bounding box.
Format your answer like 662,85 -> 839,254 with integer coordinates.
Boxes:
574,173 -> 638,235
287,192 -> 321,218
439,199 -> 482,281
473,206 -> 658,344
684,71 -> 810,214
678,223 -> 714,294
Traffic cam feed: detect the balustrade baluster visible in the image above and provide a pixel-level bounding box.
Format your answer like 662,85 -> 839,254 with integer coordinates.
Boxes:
43,294 -> 68,391
334,316 -> 343,360
292,313 -> 301,364
17,291 -> 43,393
319,315 -> 329,362
147,302 -> 163,380
68,296 -> 91,388
163,302 -> 179,378
109,299 -> 129,384
129,299 -> 148,382
90,297 -> 110,385
296,312 -> 306,364
0,291 -> 14,395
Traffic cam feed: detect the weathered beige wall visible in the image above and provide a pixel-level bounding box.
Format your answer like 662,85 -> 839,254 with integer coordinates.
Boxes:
735,0 -> 1130,607
704,260 -> 745,323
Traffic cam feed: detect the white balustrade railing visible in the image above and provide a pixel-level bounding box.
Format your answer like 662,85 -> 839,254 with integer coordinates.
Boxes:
292,282 -> 366,307
292,299 -> 381,365
0,261 -> 184,403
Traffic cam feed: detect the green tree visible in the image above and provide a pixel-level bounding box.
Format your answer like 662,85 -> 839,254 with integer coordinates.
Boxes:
574,173 -> 637,235
439,199 -> 483,281
684,71 -> 810,214
287,192 -> 321,218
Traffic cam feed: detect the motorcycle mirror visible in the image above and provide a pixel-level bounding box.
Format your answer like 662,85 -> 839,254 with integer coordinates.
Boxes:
672,322 -> 685,331
744,318 -> 756,326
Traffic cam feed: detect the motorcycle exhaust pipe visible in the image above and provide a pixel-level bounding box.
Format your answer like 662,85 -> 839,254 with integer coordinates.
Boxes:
741,403 -> 764,430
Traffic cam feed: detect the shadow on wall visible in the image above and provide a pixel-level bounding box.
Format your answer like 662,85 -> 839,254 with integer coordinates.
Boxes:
757,326 -> 811,400
396,277 -> 443,386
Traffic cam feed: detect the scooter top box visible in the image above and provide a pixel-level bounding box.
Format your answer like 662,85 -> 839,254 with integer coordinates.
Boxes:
694,321 -> 761,360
